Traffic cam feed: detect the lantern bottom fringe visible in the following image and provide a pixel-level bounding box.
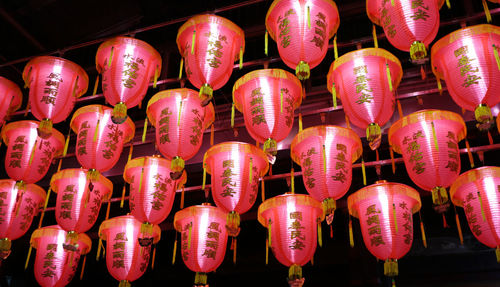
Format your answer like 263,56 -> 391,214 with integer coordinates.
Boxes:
295,61 -> 310,81
410,41 -> 427,62
226,211 -> 241,237
87,169 -> 100,182
194,272 -> 208,286
322,198 -> 336,225
263,138 -> 277,156
496,247 -> 500,263
475,104 -> 494,131
0,238 -> 11,260
118,280 -> 131,287
199,84 -> 213,107
384,259 -> 398,277
37,118 -> 53,139
431,186 -> 449,206
112,102 -> 128,124
366,123 -> 381,150
288,264 -> 303,281
170,156 -> 185,180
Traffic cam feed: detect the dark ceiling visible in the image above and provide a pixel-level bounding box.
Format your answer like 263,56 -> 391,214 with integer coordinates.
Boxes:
1,0 -> 500,287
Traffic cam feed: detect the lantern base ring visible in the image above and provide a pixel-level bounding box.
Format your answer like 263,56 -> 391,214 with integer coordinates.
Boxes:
194,272 -> 208,286
410,41 -> 427,62
111,102 -> 128,124
37,118 -> 53,139
366,123 -> 381,150
199,84 -> 213,107
118,280 -> 131,287
0,238 -> 12,260
226,211 -> 241,237
288,264 -> 303,281
295,61 -> 310,81
384,259 -> 399,277
170,156 -> 185,180
431,186 -> 449,206
475,104 -> 494,131
322,198 -> 336,225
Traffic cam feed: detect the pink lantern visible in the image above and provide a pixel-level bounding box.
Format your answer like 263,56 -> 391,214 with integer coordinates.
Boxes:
123,156 -> 187,226
348,181 -> 421,278
258,193 -> 324,286
99,215 -> 161,287
50,168 -> 113,236
265,0 -> 340,80
233,69 -> 303,156
22,56 -> 88,138
0,76 -> 23,127
1,120 -> 65,184
173,204 -> 228,286
327,48 -> 403,150
389,110 -> 466,207
0,179 -> 45,259
177,14 -> 245,103
290,125 -> 362,222
431,24 -> 500,130
203,142 -> 269,236
147,88 -> 215,179
450,166 -> 500,261
96,37 -> 162,124
30,225 -> 91,287
70,104 -> 135,179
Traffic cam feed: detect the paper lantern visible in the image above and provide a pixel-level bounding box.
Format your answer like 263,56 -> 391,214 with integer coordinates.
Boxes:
0,76 -> 23,127
96,37 -> 162,124
22,56 -> 88,138
203,142 -> 269,236
173,204 -> 228,286
147,88 -> 215,179
70,105 -> 135,179
431,24 -> 500,130
50,168 -> 113,236
30,225 -> 91,287
290,125 -> 362,222
367,0 -> 444,61
99,215 -> 161,287
258,193 -> 324,285
0,180 -> 45,259
450,166 -> 500,261
233,69 -> 302,156
348,181 -> 421,278
327,48 -> 403,150
265,0 -> 340,80
177,14 -> 245,103
388,109 -> 466,206
123,156 -> 187,225
1,120 -> 65,184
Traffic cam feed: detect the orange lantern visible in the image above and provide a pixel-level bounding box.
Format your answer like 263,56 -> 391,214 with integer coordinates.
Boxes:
0,77 -> 22,127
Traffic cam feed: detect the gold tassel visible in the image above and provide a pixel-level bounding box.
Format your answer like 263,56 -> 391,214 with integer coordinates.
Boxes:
249,158 -> 253,184
291,168 -> 295,194
322,144 -> 327,174
24,245 -> 33,270
478,191 -> 487,222
153,66 -> 159,88
142,117 -> 148,143
268,220 -> 272,247
178,101 -> 182,127
231,103 -> 235,128
188,223 -> 192,249
372,25 -> 378,48
431,122 -> 439,151
280,89 -> 283,113
488,131 -> 494,145
494,45 -> 500,71
446,0 -> 451,8
210,124 -> 214,146
239,47 -> 243,69
127,145 -> 133,163
390,0 -> 395,6
191,30 -> 196,54
465,139 -> 475,168
28,139 -> 37,166
264,30 -> 268,56
151,246 -> 156,269
63,130 -> 70,157
420,65 -> 426,80
138,168 -> 144,193
172,235 -> 177,265
299,113 -> 303,132
105,199 -> 111,220
265,238 -> 269,265
232,237 -> 237,264
437,77 -> 443,95
397,100 -> 403,119
261,178 -> 265,202
93,75 -> 99,96
317,221 -> 322,247
57,158 -> 63,172
361,158 -> 367,186
454,205 -> 464,245
120,184 -> 126,208
108,47 -> 114,68
345,114 -> 351,129
393,203 -> 398,233
180,185 -> 185,209
390,146 -> 396,174
79,254 -> 87,280
483,0 -> 492,23
93,119 -> 100,142
386,63 -> 393,92
496,247 -> 500,263
307,6 -> 311,29
96,238 -> 103,261
334,35 -> 338,59
419,211 -> 427,248
349,216 -> 354,247
24,101 -> 30,117
202,167 -> 207,190
37,186 -> 51,228
331,83 -> 337,108
178,58 -> 184,79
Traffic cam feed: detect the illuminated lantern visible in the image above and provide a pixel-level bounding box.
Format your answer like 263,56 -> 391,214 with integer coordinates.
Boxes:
30,225 -> 91,287
177,14 -> 245,103
22,56 -> 88,138
450,166 -> 500,261
203,142 -> 269,237
431,24 -> 500,130
70,105 -> 135,180
50,168 -> 113,237
367,0 -> 444,61
327,48 -> 403,150
388,109 -> 466,206
290,125 -> 362,222
96,37 -> 162,124
123,156 -> 187,226
233,69 -> 302,157
258,193 -> 323,286
265,0 -> 340,80
347,181 -> 421,279
1,120 -> 65,184
99,215 -> 161,287
147,88 -> 215,179
0,180 -> 45,259
0,77 -> 22,127
173,204 -> 228,287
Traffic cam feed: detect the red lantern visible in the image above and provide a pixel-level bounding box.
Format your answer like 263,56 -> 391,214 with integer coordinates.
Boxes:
327,48 -> 403,150
290,125 -> 362,222
70,105 -> 135,179
123,156 -> 187,225
96,37 -> 162,123
203,142 -> 269,236
177,14 -> 245,103
450,166 -> 500,261
99,215 -> 161,287
50,168 -> 113,235
431,24 -> 500,130
388,109 -> 466,207
0,77 -> 22,127
147,88 -> 215,179
1,120 -> 65,184
233,69 -> 303,156
22,56 -> 88,138
0,179 -> 45,259
173,204 -> 228,287
30,225 -> 91,287
265,0 -> 340,80
348,181 -> 421,278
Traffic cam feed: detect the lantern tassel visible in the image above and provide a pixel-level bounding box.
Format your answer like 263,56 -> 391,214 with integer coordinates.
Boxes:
268,220 -> 272,247
57,158 -> 63,172
483,0 -> 492,23
153,66 -> 159,88
330,224 -> 333,238
390,0 -> 395,6
288,264 -> 302,281
232,237 -> 237,264
172,235 -> 177,265
446,0 -> 451,8
249,158 -> 253,184
120,184 -> 126,208
108,47 -> 114,68
372,25 -> 378,48
493,45 -> 500,72
419,212 -> 427,248
317,221 -> 322,247
210,124 -> 214,146
384,259 -> 398,277
24,101 -> 30,117
397,100 -> 403,119
280,89 -> 283,113
96,238 -> 102,261
386,63 -> 393,92
24,245 -> 32,270
390,146 -> 396,174
180,185 -> 185,209
178,101 -> 182,127
322,144 -> 327,174
264,30 -> 268,56
437,77 -> 443,95
37,186 -> 51,228
105,199 -> 111,220
442,213 -> 449,228
298,113 -> 303,132
265,238 -> 269,265
334,35 -> 338,59
349,216 -> 354,247
79,254 -> 87,280
92,75 -> 99,96
178,58 -> 184,79
149,245 -> 156,269
465,139 -> 475,168
488,131 -> 494,145
361,159 -> 367,186
191,30 -> 196,54
331,83 -> 337,108
202,167 -> 207,190
93,119 -> 100,142
345,114 -> 351,129
188,223 -> 192,250
28,139 -> 37,166
454,205 -> 464,245
261,178 -> 265,202
478,191 -> 487,222
127,145 -> 133,163
142,117 -> 148,143
231,103 -> 235,128
138,168 -> 144,193
431,122 -> 439,151
239,47 -> 243,70
291,168 -> 295,194
393,203 -> 398,233
63,130 -> 70,157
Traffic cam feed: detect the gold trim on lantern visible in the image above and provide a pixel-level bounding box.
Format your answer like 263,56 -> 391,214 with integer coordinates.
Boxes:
123,156 -> 187,186
290,125 -> 363,165
0,77 -> 23,113
30,226 -> 92,254
99,215 -> 161,243
388,109 -> 467,154
50,168 -> 114,200
450,166 -> 500,207
0,179 -> 46,202
173,205 -> 227,232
